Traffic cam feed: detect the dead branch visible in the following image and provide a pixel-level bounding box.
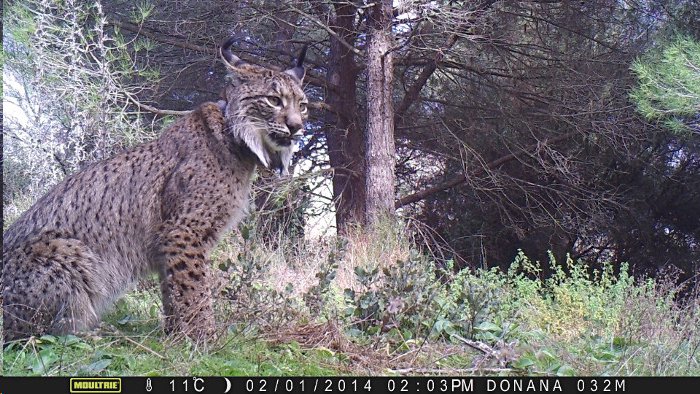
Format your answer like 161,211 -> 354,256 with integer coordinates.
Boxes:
395,132 -> 577,208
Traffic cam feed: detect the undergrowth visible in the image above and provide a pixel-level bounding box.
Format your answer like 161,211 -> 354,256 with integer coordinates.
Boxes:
3,221 -> 699,376
2,328 -> 343,376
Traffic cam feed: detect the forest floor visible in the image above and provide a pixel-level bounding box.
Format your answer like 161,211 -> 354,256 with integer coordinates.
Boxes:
3,226 -> 699,376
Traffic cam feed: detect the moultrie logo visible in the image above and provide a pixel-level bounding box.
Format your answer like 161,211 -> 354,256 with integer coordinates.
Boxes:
69,378 -> 122,393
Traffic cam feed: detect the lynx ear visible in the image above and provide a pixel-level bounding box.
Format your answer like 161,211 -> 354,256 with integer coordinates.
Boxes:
284,45 -> 307,83
220,36 -> 246,69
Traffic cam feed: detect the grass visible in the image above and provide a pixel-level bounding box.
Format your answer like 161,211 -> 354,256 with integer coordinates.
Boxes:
2,287 -> 346,376
3,220 -> 699,376
2,331 -> 346,376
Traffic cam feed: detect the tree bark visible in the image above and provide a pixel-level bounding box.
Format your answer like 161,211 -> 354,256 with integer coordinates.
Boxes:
324,2 -> 365,234
364,0 -> 396,226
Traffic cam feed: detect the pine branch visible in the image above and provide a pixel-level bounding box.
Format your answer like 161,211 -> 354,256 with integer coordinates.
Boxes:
395,132 -> 577,208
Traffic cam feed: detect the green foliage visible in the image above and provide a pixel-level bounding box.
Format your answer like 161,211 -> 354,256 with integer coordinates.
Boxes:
108,286 -> 162,334
338,239 -> 698,375
3,332 -> 343,376
215,230 -> 302,329
131,0 -> 155,24
303,242 -> 342,316
631,35 -> 700,133
2,281 -> 343,376
340,248 -> 465,343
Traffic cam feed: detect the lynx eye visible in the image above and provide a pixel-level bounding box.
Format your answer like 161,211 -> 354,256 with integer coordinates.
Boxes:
265,96 -> 283,107
300,102 -> 308,114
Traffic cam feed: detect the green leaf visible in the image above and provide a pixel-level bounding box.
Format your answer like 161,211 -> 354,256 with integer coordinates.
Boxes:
80,358 -> 113,374
594,351 -> 618,362
61,335 -> 82,346
285,283 -> 294,294
149,304 -> 160,318
315,347 -> 335,358
612,336 -> 628,349
38,335 -> 57,344
240,225 -> 251,240
539,349 -> 556,361
367,326 -> 380,335
346,328 -> 365,338
556,364 -> 576,376
117,314 -> 134,325
474,321 -> 502,333
477,331 -> 499,343
343,288 -> 356,300
31,349 -> 59,374
512,356 -> 535,369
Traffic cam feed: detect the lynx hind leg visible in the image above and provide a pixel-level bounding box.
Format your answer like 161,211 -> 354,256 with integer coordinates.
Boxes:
3,236 -> 106,342
157,226 -> 215,340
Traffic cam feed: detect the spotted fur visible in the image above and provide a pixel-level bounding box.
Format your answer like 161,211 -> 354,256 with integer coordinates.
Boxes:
1,39 -> 308,342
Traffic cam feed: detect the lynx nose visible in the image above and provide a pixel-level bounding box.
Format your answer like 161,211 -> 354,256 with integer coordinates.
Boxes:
286,121 -> 303,135
286,114 -> 304,135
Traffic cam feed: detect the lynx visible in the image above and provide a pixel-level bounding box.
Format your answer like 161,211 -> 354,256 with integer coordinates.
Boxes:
1,37 -> 309,342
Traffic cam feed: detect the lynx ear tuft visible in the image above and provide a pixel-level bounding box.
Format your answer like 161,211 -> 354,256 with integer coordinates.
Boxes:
283,45 -> 307,83
220,36 -> 246,69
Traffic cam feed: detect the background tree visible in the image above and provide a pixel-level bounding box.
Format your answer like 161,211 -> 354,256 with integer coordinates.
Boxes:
364,0 -> 396,226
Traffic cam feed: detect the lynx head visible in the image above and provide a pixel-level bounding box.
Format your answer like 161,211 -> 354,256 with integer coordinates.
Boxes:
220,37 -> 308,176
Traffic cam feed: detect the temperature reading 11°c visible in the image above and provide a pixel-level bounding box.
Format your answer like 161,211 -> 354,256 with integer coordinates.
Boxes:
170,378 -> 205,392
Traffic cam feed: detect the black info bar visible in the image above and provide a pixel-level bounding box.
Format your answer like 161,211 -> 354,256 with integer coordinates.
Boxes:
0,376 -> 697,394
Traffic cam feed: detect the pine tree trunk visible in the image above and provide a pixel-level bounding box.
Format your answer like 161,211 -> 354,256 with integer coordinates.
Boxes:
364,0 -> 396,226
325,2 -> 364,234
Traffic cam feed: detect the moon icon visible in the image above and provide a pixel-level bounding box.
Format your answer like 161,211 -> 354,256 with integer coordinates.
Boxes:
224,378 -> 231,393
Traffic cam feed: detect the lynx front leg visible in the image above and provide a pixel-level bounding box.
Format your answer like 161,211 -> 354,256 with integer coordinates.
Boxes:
157,226 -> 215,340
